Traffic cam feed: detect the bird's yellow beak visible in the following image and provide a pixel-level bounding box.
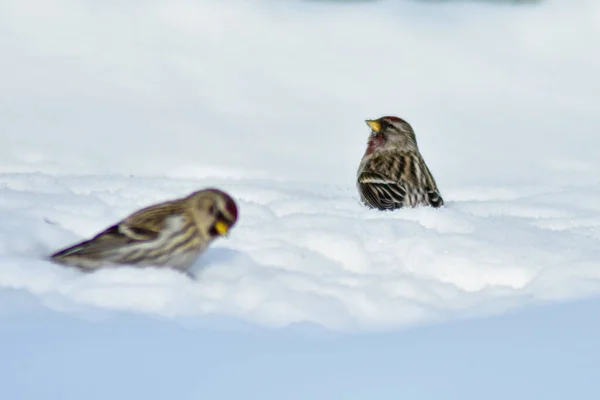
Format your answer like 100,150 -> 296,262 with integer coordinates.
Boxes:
365,119 -> 381,133
214,220 -> 229,236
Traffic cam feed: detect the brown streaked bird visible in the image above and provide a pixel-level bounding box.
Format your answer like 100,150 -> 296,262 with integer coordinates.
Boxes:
49,188 -> 238,273
357,116 -> 444,210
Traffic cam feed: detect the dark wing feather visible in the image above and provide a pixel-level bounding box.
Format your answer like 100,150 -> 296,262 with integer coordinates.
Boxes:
119,201 -> 183,238
358,172 -> 407,210
418,159 -> 444,208
50,224 -> 137,259
50,203 -> 182,260
426,188 -> 444,208
359,151 -> 444,210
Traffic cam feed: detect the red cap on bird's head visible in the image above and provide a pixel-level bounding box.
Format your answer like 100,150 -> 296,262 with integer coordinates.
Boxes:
381,116 -> 408,124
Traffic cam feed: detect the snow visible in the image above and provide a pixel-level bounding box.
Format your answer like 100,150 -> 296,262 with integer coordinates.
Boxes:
3,173 -> 600,331
1,0 -> 600,397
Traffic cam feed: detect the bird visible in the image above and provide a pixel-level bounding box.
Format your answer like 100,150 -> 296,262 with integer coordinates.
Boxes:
357,116 -> 444,210
49,188 -> 238,273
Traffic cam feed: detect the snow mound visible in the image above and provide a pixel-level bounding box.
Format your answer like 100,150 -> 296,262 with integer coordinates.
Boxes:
1,172 -> 599,331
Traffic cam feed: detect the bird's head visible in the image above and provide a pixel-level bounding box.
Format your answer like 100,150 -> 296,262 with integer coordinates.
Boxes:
188,188 -> 239,238
364,116 -> 418,155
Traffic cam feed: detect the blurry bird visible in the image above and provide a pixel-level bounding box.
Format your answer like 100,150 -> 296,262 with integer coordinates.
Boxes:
49,188 -> 238,273
357,116 -> 444,210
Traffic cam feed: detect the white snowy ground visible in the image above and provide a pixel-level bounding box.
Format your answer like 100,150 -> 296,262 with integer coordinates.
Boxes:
3,173 -> 600,331
1,0 -> 600,398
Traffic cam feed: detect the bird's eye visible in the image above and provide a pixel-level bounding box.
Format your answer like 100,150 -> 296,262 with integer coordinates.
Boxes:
209,204 -> 218,215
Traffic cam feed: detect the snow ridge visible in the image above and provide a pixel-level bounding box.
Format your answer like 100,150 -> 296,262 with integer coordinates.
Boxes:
1,173 -> 599,331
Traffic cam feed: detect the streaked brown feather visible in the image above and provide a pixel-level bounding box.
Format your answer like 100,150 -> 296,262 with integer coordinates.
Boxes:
119,200 -> 187,238
49,188 -> 239,273
358,142 -> 443,210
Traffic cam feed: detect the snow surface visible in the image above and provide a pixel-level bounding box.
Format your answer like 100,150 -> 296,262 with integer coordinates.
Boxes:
1,0 -> 600,396
3,173 -> 600,331
2,0 -> 599,332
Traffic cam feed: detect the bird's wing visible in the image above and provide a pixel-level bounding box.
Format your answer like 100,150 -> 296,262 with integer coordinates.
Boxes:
117,201 -> 185,240
419,160 -> 444,208
50,224 -> 137,259
358,172 -> 407,210
425,187 -> 444,208
50,203 -> 183,260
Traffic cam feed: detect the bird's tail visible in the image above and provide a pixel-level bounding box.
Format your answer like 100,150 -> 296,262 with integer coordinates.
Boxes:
50,239 -> 97,260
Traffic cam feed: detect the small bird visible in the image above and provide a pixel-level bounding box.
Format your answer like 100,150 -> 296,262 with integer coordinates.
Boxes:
49,188 -> 238,273
357,116 -> 444,210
